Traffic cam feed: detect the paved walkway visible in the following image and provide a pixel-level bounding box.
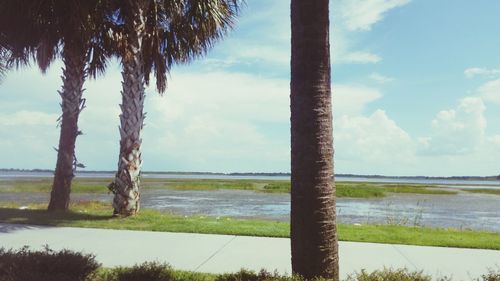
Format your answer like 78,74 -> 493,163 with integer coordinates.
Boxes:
0,223 -> 499,280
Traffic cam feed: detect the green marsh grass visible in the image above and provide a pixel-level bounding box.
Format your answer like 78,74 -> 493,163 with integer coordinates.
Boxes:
0,178 -> 461,197
460,188 -> 500,195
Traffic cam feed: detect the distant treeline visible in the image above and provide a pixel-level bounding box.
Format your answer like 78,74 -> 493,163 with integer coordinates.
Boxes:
1,168 -> 499,180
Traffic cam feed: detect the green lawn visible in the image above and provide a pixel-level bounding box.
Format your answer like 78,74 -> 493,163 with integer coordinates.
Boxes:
0,201 -> 498,250
0,178 -> 461,198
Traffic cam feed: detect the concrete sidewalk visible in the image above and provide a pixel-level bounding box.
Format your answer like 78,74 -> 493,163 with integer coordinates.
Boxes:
0,223 -> 498,280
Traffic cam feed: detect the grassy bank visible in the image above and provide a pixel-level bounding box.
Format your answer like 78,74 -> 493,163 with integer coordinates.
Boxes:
0,178 -> 463,198
0,202 -> 498,250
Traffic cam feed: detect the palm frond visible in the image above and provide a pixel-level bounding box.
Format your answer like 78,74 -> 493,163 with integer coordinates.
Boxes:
139,0 -> 243,94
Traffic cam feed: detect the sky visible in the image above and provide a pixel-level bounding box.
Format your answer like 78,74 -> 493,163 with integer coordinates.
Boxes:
1,0 -> 500,176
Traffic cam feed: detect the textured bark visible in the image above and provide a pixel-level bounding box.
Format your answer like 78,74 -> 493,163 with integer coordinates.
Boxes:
108,0 -> 147,216
48,47 -> 86,211
290,0 -> 339,280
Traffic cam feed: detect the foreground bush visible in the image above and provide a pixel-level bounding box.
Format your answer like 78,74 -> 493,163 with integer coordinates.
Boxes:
477,268 -> 500,281
1,248 -> 498,281
344,268 -> 451,281
0,246 -> 100,281
215,269 -> 311,281
98,262 -> 174,281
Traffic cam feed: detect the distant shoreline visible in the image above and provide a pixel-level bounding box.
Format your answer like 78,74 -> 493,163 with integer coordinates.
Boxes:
1,168 -> 499,181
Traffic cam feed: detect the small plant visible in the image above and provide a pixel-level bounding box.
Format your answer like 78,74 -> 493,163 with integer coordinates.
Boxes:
214,269 -> 326,281
476,268 -> 500,281
110,262 -> 174,281
383,200 -> 426,227
344,268 -> 451,281
0,246 -> 100,281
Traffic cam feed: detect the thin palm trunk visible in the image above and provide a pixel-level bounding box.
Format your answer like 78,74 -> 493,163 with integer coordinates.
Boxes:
109,0 -> 147,216
48,46 -> 86,211
290,0 -> 338,280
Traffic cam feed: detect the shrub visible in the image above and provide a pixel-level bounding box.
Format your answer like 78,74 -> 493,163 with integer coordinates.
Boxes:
216,269 -> 284,281
344,268 -> 451,281
214,269 -> 327,281
109,262 -> 175,281
476,268 -> 500,281
0,246 -> 100,281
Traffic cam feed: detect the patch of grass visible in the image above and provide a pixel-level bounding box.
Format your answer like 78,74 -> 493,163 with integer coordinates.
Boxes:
260,182 -> 453,197
0,202 -> 289,238
0,179 -> 110,194
337,183 -> 385,198
339,224 -> 499,250
0,202 -> 498,250
166,180 -> 256,191
261,182 -> 290,193
377,184 -> 458,195
460,188 -> 500,195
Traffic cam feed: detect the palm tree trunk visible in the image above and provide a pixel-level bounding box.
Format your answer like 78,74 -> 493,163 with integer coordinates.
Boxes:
48,47 -> 86,211
109,0 -> 147,216
290,0 -> 338,280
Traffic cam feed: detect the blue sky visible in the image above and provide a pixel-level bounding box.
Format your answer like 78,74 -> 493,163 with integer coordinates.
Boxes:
1,0 -> 500,176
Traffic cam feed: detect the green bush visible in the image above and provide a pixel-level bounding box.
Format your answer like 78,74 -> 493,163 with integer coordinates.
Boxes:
107,262 -> 175,281
214,269 -> 329,281
0,247 -> 496,281
344,268 -> 451,281
216,269 -> 286,281
476,268 -> 500,281
0,246 -> 100,281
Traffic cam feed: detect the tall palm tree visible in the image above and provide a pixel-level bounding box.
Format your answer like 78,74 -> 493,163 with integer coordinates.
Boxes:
290,0 -> 339,280
0,0 -> 110,211
107,0 -> 240,216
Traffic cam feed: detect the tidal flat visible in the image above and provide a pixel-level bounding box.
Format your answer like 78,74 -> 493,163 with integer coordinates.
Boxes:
0,177 -> 498,232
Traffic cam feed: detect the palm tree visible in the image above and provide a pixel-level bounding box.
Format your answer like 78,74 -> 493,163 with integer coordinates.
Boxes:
0,0 -> 110,211
290,0 -> 339,280
107,0 -> 240,216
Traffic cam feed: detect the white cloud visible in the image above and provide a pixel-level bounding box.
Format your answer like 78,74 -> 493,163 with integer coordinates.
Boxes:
338,0 -> 411,31
335,51 -> 382,64
477,79 -> 500,104
0,111 -> 58,126
236,45 -> 289,65
369,73 -> 394,83
198,1 -> 290,70
333,85 -> 382,115
464,67 -> 500,79
141,71 -> 290,172
150,71 -> 289,123
419,97 -> 486,155
0,111 -> 59,169
335,110 -> 415,173
203,0 -> 406,69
